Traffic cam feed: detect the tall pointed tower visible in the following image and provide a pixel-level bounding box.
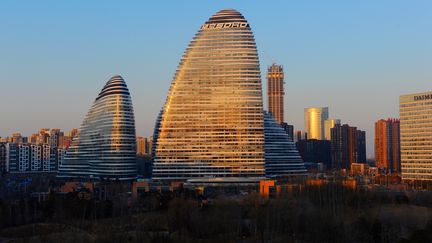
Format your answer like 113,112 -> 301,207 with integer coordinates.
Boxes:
153,9 -> 265,180
58,76 -> 137,180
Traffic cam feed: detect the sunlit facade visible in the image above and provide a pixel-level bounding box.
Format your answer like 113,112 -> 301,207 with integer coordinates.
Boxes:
375,118 -> 401,173
264,112 -> 306,177
400,91 -> 432,181
304,107 -> 329,140
58,76 -> 137,180
324,119 -> 340,140
152,9 -> 265,180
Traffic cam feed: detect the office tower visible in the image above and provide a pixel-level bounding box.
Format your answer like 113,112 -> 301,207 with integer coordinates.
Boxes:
375,118 -> 401,173
153,9 -> 265,181
331,124 -> 366,170
400,92 -> 432,181
324,119 -> 340,140
267,64 -> 285,124
58,76 -> 137,180
264,112 -> 306,177
304,107 -> 329,140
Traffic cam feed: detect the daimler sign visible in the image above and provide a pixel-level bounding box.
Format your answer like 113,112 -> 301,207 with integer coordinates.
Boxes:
414,94 -> 432,101
201,22 -> 249,30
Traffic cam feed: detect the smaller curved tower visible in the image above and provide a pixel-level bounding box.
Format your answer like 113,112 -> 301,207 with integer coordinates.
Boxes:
264,112 -> 306,177
58,75 -> 137,180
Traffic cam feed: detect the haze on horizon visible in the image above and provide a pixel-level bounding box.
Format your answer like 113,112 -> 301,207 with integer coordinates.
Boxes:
0,0 -> 431,158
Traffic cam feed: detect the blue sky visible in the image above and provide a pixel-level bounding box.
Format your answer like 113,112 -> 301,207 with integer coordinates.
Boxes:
1,0 -> 431,157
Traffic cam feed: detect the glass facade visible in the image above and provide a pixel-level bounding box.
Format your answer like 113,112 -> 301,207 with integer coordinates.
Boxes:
304,107 -> 329,140
58,76 -> 137,180
152,9 -> 265,180
264,112 -> 306,177
400,91 -> 432,181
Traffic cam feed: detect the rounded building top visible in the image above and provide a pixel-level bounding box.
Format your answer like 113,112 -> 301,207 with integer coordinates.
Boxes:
96,75 -> 130,101
204,9 -> 247,25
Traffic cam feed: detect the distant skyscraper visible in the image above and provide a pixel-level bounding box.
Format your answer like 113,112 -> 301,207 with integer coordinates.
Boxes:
136,137 -> 145,156
58,76 -> 137,180
152,9 -> 265,181
324,119 -> 340,140
267,64 -> 284,124
400,91 -> 432,182
144,137 -> 153,156
304,107 -> 329,140
375,118 -> 400,173
331,124 -> 366,170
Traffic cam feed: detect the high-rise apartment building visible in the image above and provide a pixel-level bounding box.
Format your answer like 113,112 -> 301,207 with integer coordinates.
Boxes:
0,143 -> 7,174
324,119 -> 340,140
58,76 -> 137,180
37,129 -> 50,144
137,137 -> 153,156
267,64 -> 285,124
375,118 -> 401,173
357,130 -> 367,163
1,143 -> 61,173
136,137 -> 145,156
331,124 -> 366,170
400,91 -> 432,182
304,107 -> 329,140
49,129 -> 63,148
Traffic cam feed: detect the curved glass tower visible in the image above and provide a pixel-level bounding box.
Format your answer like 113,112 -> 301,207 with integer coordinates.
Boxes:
58,75 -> 137,180
264,112 -> 306,177
153,9 -> 265,180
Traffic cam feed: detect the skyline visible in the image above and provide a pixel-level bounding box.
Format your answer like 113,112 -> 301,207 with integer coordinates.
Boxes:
1,1 -> 431,158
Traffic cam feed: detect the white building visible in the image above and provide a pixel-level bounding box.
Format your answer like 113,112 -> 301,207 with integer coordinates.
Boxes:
400,91 -> 432,181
